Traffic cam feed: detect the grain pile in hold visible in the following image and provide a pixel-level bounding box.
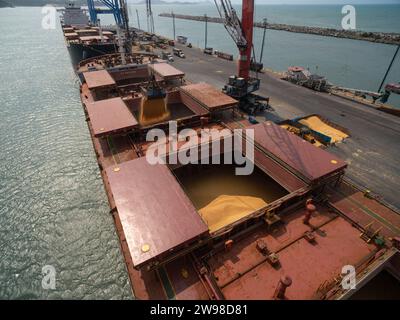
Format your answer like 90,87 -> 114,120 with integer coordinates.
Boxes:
139,94 -> 170,126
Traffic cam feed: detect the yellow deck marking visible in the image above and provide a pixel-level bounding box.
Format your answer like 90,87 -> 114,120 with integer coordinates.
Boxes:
141,244 -> 150,253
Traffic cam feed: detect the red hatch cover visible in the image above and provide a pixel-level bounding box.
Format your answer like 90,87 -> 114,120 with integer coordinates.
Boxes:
106,157 -> 208,268
249,121 -> 347,182
180,83 -> 238,111
83,69 -> 116,89
86,97 -> 139,137
149,62 -> 185,80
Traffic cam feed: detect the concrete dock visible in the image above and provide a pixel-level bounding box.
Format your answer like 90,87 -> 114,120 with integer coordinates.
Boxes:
168,44 -> 400,209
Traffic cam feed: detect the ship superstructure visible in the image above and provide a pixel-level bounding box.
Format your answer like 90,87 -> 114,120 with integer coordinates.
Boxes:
59,1 -> 89,26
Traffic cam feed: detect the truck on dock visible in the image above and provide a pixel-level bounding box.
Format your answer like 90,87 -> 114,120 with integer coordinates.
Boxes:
173,47 -> 185,58
161,51 -> 174,62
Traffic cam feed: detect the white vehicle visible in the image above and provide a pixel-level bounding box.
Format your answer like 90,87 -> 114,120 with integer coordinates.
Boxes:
162,51 -> 174,62
173,48 -> 185,58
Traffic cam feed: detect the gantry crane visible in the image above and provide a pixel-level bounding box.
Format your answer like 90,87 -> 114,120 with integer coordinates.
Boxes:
87,0 -> 131,55
214,0 -> 268,114
87,0 -> 128,28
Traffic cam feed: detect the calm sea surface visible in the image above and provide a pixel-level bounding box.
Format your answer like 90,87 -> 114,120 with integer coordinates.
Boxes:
0,7 -> 131,299
0,5 -> 399,299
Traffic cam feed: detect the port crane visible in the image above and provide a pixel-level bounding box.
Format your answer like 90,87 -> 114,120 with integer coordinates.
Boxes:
87,0 -> 129,31
87,0 -> 131,59
214,0 -> 268,114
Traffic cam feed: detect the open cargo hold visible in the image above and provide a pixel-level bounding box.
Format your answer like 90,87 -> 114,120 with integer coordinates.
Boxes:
126,89 -> 209,126
174,164 -> 288,233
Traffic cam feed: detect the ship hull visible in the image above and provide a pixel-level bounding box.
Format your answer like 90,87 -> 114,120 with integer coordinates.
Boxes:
67,42 -> 117,68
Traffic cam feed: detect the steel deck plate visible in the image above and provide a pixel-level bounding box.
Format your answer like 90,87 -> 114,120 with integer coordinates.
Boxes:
86,97 -> 138,137
83,69 -> 116,89
105,157 -> 208,268
180,83 -> 238,111
149,63 -> 185,80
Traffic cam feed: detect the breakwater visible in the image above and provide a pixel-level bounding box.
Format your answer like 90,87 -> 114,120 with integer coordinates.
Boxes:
159,13 -> 400,46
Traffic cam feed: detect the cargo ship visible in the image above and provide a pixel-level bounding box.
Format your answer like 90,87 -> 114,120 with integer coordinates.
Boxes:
64,1 -> 400,300
59,1 -> 118,67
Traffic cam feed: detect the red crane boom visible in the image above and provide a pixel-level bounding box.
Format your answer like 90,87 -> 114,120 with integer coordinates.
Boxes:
214,0 -> 254,79
214,0 -> 269,114
238,0 -> 254,80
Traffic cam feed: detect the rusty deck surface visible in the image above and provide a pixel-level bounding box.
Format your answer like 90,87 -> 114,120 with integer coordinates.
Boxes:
180,83 -> 238,111
249,121 -> 347,182
105,157 -> 209,268
149,62 -> 185,80
85,97 -> 139,137
83,69 -> 116,89
207,207 -> 376,300
328,181 -> 400,238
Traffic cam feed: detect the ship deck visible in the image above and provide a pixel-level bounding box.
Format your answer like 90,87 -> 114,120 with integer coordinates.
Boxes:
124,186 -> 399,300
79,93 -> 400,300
207,210 -> 375,300
75,44 -> 400,300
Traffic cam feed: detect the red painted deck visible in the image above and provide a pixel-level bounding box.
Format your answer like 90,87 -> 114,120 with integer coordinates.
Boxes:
328,181 -> 400,238
211,215 -> 376,300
